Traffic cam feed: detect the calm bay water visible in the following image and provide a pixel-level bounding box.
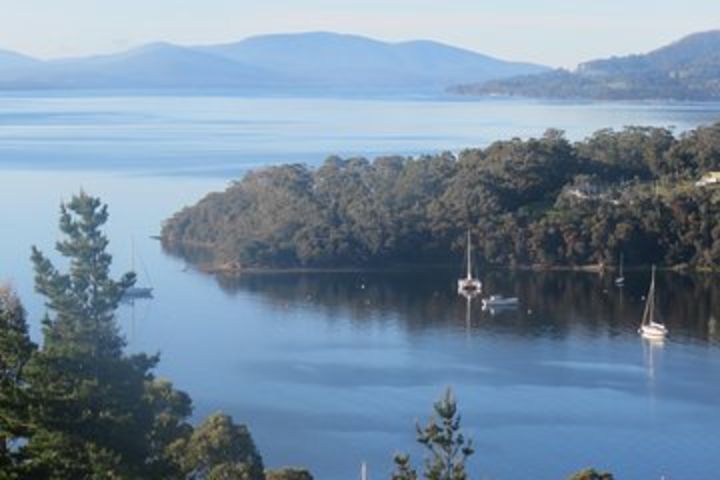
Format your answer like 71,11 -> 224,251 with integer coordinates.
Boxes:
1,94 -> 720,479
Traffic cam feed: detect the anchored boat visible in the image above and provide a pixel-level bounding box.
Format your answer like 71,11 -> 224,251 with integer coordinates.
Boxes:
639,265 -> 667,339
457,230 -> 482,295
122,238 -> 154,301
482,294 -> 519,310
615,252 -> 625,287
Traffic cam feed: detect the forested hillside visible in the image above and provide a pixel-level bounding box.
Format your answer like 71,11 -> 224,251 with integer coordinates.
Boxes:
162,123 -> 720,271
452,30 -> 720,100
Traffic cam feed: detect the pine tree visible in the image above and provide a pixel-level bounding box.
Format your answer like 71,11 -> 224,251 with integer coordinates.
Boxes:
20,192 -> 162,478
31,193 -> 134,358
391,453 -> 418,480
392,388 -> 474,480
0,286 -> 36,475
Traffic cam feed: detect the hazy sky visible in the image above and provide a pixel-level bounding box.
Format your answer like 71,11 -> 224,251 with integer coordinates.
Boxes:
2,0 -> 718,68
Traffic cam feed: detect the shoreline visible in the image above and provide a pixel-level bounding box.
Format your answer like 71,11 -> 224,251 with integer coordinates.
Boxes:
191,261 -> 718,276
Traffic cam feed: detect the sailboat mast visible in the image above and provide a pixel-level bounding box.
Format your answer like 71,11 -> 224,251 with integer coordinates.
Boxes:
466,230 -> 472,279
648,265 -> 656,324
642,265 -> 656,326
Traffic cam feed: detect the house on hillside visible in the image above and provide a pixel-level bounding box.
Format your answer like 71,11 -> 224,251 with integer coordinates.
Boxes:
558,176 -> 625,206
566,182 -> 606,200
696,172 -> 720,187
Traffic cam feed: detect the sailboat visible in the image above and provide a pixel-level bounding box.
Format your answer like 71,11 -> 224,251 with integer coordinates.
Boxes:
457,230 -> 482,295
615,252 -> 625,286
123,239 -> 154,300
638,265 -> 667,339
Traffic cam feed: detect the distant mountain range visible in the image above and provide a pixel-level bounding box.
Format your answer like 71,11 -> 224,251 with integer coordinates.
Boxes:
0,49 -> 39,70
0,32 -> 548,93
451,30 -> 720,101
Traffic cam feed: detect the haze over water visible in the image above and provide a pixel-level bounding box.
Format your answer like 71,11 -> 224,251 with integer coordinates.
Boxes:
2,93 -> 720,479
2,94 -> 720,175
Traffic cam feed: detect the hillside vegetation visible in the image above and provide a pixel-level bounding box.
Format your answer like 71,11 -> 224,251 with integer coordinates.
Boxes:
452,31 -> 720,100
162,123 -> 720,271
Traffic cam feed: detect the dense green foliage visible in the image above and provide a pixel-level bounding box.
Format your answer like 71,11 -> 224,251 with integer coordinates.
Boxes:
0,287 -> 36,475
265,468 -> 314,480
392,388 -> 473,480
163,123 -> 720,271
567,469 -> 614,480
168,412 -> 264,480
451,30 -> 720,100
0,193 -> 269,479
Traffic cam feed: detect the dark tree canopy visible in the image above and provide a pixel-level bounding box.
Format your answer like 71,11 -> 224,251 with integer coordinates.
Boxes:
265,468 -> 314,480
168,412 -> 265,480
567,468 -> 614,480
163,123 -> 720,271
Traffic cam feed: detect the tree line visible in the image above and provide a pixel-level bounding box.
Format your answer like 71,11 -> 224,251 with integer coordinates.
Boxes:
162,123 -> 720,271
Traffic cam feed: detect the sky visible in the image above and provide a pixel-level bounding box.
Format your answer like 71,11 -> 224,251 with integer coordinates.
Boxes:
1,0 -> 719,68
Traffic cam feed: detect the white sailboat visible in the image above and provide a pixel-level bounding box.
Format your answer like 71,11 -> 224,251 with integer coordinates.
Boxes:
123,238 -> 154,300
457,230 -> 482,295
615,252 -> 625,287
639,266 -> 667,339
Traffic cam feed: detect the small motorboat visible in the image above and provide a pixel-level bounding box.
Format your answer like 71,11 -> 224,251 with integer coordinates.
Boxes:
482,294 -> 519,309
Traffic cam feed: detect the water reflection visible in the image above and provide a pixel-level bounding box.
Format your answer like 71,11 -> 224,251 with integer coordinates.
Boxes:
207,269 -> 720,344
642,336 -> 664,383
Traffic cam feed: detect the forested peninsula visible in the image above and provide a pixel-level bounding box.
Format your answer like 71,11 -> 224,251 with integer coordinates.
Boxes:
162,123 -> 720,272
450,30 -> 720,101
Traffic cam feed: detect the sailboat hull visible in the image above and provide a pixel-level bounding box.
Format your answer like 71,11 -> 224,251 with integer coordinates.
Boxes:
123,287 -> 154,300
458,279 -> 482,295
458,230 -> 482,296
639,323 -> 667,338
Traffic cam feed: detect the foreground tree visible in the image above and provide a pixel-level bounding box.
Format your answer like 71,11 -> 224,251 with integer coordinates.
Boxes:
391,454 -> 418,480
391,390 -> 615,480
15,192 -> 165,477
0,286 -> 36,473
265,467 -> 314,480
169,412 -> 265,480
567,468 -> 614,480
392,388 -> 474,480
